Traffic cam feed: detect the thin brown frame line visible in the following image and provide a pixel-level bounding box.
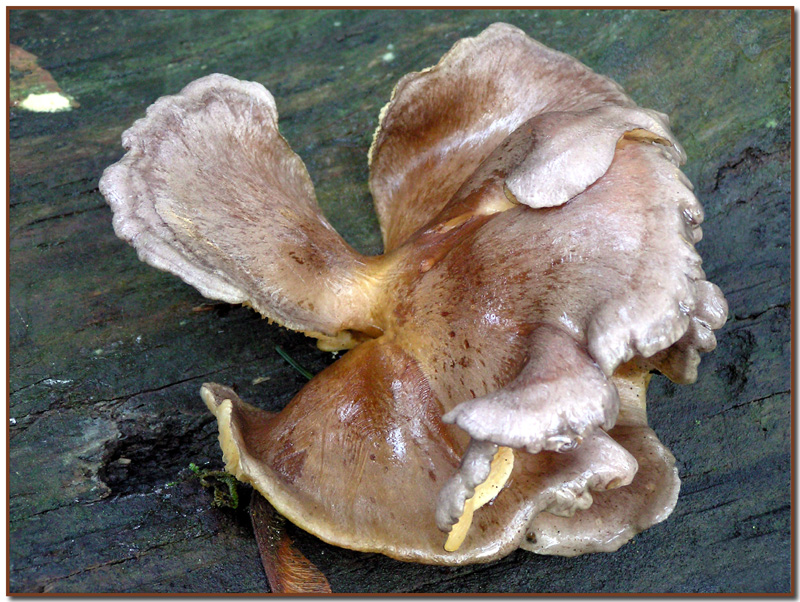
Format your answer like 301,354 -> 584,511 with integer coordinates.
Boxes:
4,5 -> 797,9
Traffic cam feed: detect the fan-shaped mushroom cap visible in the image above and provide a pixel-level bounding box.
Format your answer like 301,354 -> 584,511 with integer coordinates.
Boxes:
199,357 -> 639,564
410,138 -> 721,450
99,74 -> 381,350
101,22 -> 727,566
369,22 -> 681,251
523,362 -> 681,556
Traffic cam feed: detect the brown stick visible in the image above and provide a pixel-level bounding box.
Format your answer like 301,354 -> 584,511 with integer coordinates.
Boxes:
249,491 -> 332,594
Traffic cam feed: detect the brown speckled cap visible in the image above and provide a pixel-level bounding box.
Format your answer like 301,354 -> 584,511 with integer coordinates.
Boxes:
100,22 -> 727,565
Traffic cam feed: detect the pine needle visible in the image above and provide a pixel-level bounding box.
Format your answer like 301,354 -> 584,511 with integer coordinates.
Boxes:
275,345 -> 314,381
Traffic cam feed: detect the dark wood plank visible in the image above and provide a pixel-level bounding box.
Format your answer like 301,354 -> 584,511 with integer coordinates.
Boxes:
9,8 -> 791,594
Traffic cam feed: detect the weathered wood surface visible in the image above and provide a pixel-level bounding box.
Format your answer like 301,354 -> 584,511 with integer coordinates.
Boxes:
9,9 -> 791,594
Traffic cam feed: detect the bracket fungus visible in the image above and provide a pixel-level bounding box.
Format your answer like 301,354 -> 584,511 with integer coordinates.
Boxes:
100,23 -> 727,566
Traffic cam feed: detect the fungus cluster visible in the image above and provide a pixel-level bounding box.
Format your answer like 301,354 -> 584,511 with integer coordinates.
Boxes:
100,23 -> 727,565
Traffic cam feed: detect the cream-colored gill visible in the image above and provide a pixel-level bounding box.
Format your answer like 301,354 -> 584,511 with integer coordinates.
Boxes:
444,446 -> 515,552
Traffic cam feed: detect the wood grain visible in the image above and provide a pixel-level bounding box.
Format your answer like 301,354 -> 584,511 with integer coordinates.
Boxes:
9,8 -> 791,593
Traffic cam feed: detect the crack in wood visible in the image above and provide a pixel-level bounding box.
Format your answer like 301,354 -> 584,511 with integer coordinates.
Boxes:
730,302 -> 790,323
704,390 -> 790,420
21,201 -> 106,228
34,530 -> 217,593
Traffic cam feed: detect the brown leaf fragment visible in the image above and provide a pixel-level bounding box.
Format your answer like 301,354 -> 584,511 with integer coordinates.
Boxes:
191,302 -> 229,313
10,44 -> 79,110
250,491 -> 332,594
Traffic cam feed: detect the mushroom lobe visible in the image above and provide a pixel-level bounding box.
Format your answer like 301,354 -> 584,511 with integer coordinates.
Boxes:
100,22 -> 727,566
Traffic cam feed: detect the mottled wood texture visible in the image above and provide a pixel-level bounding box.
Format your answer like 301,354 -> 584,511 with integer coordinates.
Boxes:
9,8 -> 791,594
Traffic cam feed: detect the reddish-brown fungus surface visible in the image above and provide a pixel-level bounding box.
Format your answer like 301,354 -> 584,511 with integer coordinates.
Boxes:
100,23 -> 727,566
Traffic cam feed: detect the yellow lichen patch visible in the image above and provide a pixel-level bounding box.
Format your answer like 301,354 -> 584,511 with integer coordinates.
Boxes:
444,446 -> 514,552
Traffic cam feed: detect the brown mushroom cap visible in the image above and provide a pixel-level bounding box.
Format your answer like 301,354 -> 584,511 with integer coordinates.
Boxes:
100,22 -> 728,566
99,74 -> 380,350
199,360 -> 639,564
368,23 -> 642,251
522,362 -> 681,556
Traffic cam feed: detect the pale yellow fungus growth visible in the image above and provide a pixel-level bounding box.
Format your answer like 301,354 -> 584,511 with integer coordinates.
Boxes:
200,388 -> 249,486
444,446 -> 514,552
